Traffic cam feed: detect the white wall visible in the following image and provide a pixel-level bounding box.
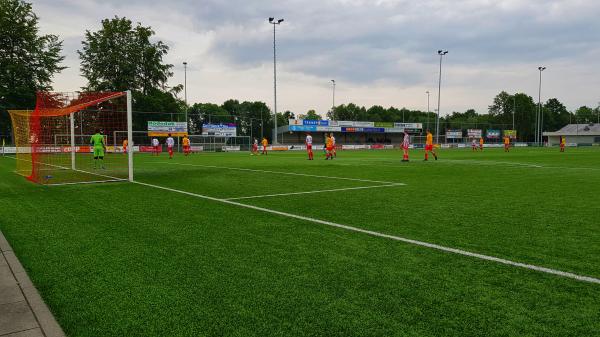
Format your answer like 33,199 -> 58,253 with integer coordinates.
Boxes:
548,135 -> 597,145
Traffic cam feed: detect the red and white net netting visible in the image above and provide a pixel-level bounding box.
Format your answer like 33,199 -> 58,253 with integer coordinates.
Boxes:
9,91 -> 129,185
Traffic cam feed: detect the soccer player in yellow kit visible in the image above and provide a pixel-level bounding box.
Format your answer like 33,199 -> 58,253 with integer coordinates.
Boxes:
325,134 -> 334,160
560,136 -> 566,152
261,137 -> 268,155
504,136 -> 511,152
479,137 -> 484,151
424,130 -> 438,161
182,135 -> 191,156
122,139 -> 128,155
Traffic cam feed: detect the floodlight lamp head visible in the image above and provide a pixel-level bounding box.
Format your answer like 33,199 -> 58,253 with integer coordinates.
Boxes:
183,61 -> 187,66
438,50 -> 443,54
278,19 -> 284,23
269,17 -> 274,22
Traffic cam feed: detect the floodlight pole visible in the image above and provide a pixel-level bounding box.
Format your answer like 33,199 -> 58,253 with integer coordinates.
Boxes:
513,96 -> 516,131
537,66 -> 546,146
331,80 -> 336,112
426,91 -> 430,134
183,61 -> 188,131
269,17 -> 284,144
436,50 -> 448,144
126,90 -> 133,182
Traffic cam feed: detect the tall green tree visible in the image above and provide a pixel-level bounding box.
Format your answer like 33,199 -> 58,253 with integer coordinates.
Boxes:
489,91 -> 537,141
327,103 -> 366,121
0,0 -> 65,141
78,16 -> 172,94
574,106 -> 595,123
543,98 -> 569,131
78,15 -> 183,129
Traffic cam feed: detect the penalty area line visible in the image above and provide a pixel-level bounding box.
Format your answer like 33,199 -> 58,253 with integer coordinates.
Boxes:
134,180 -> 600,286
224,183 -> 404,201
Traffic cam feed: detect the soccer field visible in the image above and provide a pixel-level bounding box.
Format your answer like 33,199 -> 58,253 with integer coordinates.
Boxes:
1,148 -> 599,337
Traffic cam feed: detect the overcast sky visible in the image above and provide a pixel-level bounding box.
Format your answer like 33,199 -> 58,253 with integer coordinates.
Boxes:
33,0 -> 600,117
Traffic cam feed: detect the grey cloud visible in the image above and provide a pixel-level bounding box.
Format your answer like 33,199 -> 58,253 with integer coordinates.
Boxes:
33,0 -> 600,112
195,0 -> 600,85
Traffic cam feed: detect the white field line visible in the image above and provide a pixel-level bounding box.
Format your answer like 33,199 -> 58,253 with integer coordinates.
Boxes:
5,155 -> 127,184
441,159 -> 543,168
340,157 -> 600,172
160,162 -> 405,185
440,159 -> 600,171
224,183 -> 403,200
46,179 -> 126,186
133,180 -> 600,285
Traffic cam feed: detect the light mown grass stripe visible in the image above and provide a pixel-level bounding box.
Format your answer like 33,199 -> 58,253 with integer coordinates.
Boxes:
134,180 -> 600,286
161,162 -> 405,185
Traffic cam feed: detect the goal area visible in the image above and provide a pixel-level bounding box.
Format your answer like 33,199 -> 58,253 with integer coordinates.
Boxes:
8,91 -> 133,185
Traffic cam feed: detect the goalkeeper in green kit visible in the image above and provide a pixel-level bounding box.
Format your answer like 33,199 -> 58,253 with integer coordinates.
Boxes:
90,129 -> 106,169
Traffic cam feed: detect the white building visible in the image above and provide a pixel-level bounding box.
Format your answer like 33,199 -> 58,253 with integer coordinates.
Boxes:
543,123 -> 600,145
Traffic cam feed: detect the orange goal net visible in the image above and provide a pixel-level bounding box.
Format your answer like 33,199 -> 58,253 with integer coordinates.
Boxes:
8,91 -> 133,185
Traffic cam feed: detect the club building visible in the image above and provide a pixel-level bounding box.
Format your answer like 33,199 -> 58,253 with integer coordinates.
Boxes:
277,119 -> 423,144
543,123 -> 600,146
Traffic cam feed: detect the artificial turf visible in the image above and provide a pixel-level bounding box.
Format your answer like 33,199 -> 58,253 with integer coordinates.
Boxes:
1,147 -> 599,336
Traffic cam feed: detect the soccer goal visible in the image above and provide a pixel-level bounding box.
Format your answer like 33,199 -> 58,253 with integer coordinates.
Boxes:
8,91 -> 133,185
187,135 -> 251,152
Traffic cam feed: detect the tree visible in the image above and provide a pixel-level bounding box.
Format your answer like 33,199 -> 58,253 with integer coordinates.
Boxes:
0,0 -> 65,142
300,109 -> 321,120
78,15 -> 186,134
186,103 -> 224,134
366,105 -> 386,122
488,91 -> 512,117
575,106 -> 595,123
79,16 -> 172,94
543,98 -> 569,131
327,103 -> 365,121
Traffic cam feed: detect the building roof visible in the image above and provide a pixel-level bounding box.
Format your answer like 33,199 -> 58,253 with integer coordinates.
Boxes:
543,123 -> 600,136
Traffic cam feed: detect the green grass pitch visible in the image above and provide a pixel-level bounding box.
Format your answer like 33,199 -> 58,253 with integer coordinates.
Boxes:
1,147 -> 599,336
